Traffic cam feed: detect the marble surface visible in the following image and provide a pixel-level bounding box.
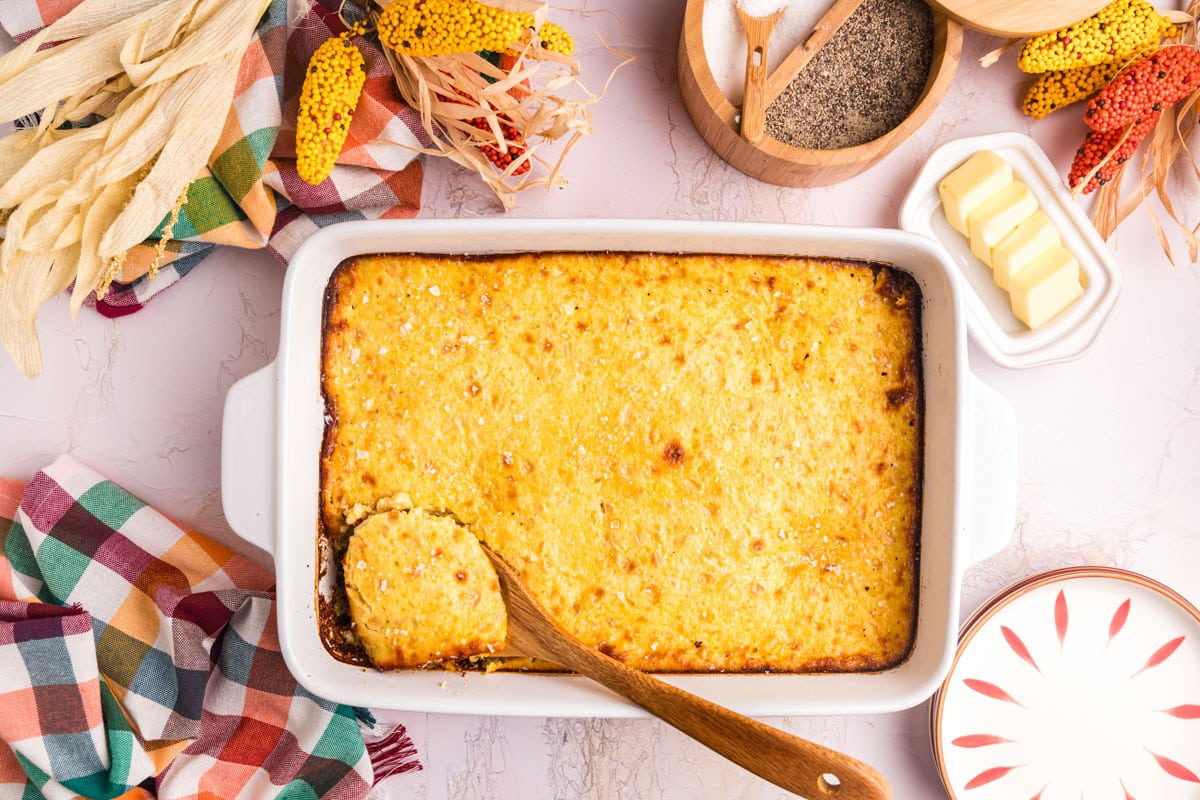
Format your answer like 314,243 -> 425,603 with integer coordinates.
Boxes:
3,2 -> 1200,798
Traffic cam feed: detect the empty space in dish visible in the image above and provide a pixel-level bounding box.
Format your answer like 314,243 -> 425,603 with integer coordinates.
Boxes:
900,132 -> 1121,368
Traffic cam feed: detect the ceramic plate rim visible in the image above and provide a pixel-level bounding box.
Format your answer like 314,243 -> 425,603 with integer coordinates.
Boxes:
929,566 -> 1200,799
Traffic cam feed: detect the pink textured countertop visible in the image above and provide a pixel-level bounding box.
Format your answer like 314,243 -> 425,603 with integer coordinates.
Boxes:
3,3 -> 1199,797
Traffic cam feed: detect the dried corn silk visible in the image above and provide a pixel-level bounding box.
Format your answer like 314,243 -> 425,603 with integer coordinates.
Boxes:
764,0 -> 933,150
0,0 -> 271,377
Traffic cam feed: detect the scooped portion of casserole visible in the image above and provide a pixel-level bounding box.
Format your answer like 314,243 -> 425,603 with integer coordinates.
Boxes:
343,508 -> 507,669
321,251 -> 923,673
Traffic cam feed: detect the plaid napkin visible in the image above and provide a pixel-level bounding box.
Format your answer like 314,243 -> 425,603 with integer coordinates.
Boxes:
0,456 -> 420,799
0,0 -> 428,318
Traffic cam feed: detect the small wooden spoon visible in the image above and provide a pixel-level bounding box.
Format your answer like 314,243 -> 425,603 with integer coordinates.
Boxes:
735,2 -> 785,145
480,543 -> 893,800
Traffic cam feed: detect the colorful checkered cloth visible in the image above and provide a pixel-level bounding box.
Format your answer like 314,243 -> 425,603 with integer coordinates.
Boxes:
0,0 -> 427,318
0,456 -> 419,799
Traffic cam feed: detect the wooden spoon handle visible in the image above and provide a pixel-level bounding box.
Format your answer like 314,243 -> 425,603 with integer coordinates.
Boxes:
737,7 -> 783,144
522,627 -> 891,799
484,544 -> 891,799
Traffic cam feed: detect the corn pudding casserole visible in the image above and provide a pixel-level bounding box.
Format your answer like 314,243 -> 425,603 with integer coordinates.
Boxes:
321,252 -> 922,672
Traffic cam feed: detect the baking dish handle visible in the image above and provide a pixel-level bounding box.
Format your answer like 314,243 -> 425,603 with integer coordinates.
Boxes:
221,362 -> 277,555
965,376 -> 1018,565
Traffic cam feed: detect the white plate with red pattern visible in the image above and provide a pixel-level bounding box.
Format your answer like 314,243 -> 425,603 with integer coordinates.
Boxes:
932,567 -> 1200,800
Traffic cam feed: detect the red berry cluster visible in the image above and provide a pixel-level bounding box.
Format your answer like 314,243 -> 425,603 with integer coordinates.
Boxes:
1084,46 -> 1200,131
1068,45 -> 1200,193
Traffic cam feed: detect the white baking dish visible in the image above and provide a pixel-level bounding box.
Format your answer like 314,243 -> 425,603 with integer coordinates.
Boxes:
221,218 -> 1017,717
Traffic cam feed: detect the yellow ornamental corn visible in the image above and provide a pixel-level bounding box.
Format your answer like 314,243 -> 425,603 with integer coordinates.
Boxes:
537,21 -> 573,56
377,0 -> 532,56
1016,0 -> 1175,73
1022,61 -> 1122,118
297,24 -> 367,186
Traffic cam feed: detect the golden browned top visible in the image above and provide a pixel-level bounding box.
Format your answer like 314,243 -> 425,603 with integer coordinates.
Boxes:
343,508 -> 507,669
322,252 -> 922,673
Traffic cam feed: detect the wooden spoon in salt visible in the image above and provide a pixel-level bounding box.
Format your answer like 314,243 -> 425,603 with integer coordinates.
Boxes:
479,541 -> 893,800
735,0 -> 787,144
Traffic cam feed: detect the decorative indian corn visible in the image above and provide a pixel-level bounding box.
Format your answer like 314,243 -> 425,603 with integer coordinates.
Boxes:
296,22 -> 368,185
536,21 -> 574,56
377,0 -> 531,56
1022,62 -> 1122,118
470,114 -> 531,174
377,0 -> 573,58
1068,113 -> 1160,192
1083,46 -> 1200,131
1016,0 -> 1176,73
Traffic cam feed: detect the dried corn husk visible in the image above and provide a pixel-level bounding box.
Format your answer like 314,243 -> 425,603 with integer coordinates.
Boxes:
373,1 -> 630,210
1091,6 -> 1200,263
0,0 -> 271,377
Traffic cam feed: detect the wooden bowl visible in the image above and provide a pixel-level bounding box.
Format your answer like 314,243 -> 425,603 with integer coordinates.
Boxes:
678,1 -> 964,187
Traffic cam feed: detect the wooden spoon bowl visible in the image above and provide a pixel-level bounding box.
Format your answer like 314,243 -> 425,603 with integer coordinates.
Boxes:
678,0 -> 963,187
481,542 -> 893,800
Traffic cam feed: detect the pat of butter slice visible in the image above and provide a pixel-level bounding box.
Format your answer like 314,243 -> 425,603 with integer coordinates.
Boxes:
938,151 -> 1013,236
968,181 -> 1038,264
993,210 -> 1060,291
1009,244 -> 1083,329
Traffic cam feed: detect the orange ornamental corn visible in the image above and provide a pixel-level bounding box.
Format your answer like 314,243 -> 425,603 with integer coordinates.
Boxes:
1022,61 -> 1121,118
1084,46 -> 1200,131
296,24 -> 368,185
1016,0 -> 1176,73
1068,112 -> 1159,192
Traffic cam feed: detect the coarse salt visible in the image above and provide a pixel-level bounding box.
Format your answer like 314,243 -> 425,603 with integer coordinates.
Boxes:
702,0 -> 836,104
736,0 -> 787,16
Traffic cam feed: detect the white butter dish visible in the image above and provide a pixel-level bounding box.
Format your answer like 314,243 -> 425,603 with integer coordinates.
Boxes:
900,132 -> 1120,369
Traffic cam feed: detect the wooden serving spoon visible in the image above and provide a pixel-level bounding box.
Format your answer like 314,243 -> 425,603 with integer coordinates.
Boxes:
480,543 -> 893,800
735,2 -> 785,145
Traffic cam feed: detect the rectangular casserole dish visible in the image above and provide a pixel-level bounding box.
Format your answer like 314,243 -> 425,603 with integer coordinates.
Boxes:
221,218 -> 1017,716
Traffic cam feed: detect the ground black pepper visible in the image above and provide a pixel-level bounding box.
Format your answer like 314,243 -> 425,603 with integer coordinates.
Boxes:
764,0 -> 934,150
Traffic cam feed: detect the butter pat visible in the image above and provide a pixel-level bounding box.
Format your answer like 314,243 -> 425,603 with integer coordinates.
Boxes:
1009,244 -> 1083,329
968,181 -> 1037,263
938,151 -> 1013,236
993,210 -> 1060,291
